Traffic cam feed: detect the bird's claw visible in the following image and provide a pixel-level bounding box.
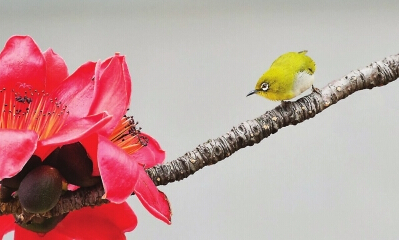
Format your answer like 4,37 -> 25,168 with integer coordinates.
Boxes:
312,85 -> 322,96
281,100 -> 290,108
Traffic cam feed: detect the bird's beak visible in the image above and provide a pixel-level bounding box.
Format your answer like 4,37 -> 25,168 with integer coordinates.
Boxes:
246,89 -> 258,97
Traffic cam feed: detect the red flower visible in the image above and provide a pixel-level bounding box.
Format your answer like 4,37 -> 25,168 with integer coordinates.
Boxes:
0,202 -> 137,240
79,56 -> 172,224
0,35 -> 171,227
0,36 -> 112,180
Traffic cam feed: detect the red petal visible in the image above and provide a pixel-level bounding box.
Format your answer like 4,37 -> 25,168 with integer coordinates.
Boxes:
33,145 -> 57,162
67,183 -> 80,191
50,61 -> 96,120
38,112 -> 111,149
43,48 -> 68,93
0,129 -> 38,179
133,133 -> 165,168
135,169 -> 172,224
0,215 -> 15,238
97,135 -> 139,203
89,55 -> 131,136
122,57 -> 132,107
14,225 -> 72,240
56,202 -> 137,240
0,36 -> 45,90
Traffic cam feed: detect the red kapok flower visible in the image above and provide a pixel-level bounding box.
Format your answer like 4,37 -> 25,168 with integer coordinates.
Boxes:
79,55 -> 171,224
0,35 -> 171,232
0,36 -> 112,180
0,202 -> 137,240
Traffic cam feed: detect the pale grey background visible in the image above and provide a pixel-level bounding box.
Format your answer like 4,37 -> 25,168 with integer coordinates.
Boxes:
1,0 -> 399,239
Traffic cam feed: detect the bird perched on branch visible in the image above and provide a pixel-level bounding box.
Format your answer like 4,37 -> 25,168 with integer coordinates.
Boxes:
246,50 -> 319,102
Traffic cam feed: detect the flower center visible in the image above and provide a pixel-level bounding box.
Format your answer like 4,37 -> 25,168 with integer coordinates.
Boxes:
0,85 -> 68,140
109,115 -> 147,155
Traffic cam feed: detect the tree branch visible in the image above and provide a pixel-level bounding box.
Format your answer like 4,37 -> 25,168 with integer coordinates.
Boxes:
1,53 -> 399,222
146,53 -> 399,186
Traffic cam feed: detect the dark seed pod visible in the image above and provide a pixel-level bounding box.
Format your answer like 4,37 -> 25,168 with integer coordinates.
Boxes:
0,185 -> 13,202
42,147 -> 60,168
53,142 -> 100,187
14,213 -> 68,233
18,165 -> 63,213
0,155 -> 42,189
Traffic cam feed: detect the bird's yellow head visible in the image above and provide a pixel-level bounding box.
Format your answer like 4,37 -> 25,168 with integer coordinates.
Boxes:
247,50 -> 316,101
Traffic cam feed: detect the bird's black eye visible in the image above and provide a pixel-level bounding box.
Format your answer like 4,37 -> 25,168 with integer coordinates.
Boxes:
260,82 -> 269,91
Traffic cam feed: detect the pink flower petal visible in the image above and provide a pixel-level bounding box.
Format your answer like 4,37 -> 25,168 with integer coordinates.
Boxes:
43,48 -> 69,94
14,225 -> 73,240
0,36 -> 45,90
56,202 -> 137,240
67,183 -> 80,191
0,129 -> 38,179
89,55 -> 131,136
49,61 -> 96,121
33,145 -> 57,162
122,57 -> 132,106
97,135 -> 140,203
132,133 -> 165,168
135,169 -> 172,224
0,215 -> 15,238
38,112 -> 111,149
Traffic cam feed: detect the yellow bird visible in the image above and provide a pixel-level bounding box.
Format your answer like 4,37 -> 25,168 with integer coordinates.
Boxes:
246,50 -> 317,101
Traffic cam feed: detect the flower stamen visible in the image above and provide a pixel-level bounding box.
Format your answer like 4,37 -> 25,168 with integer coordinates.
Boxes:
0,86 -> 69,140
109,115 -> 147,155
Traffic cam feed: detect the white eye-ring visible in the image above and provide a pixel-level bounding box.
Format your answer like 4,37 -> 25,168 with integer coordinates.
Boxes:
260,82 -> 269,91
